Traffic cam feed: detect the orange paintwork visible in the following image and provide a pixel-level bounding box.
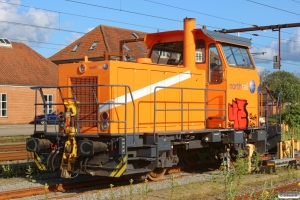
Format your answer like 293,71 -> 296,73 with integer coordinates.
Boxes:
58,18 -> 260,135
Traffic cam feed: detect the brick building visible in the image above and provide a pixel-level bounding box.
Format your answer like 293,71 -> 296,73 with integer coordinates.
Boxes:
0,39 -> 58,124
0,25 -> 148,124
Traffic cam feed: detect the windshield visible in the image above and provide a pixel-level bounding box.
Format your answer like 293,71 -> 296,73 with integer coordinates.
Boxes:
221,44 -> 254,68
150,42 -> 183,65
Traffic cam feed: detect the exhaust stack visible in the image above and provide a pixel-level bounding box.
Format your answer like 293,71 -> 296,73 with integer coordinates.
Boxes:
183,18 -> 196,69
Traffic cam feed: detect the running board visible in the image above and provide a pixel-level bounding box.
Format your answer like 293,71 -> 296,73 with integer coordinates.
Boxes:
127,157 -> 155,161
259,158 -> 297,174
123,168 -> 151,175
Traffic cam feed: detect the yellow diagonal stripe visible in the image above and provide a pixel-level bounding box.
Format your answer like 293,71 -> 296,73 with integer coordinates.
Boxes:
109,156 -> 127,177
34,152 -> 47,171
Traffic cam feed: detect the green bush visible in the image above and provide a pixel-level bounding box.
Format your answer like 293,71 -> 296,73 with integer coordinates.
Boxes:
282,104 -> 300,128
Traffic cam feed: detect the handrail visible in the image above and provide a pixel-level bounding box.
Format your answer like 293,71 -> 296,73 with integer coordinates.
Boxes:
153,86 -> 227,144
32,84 -> 136,138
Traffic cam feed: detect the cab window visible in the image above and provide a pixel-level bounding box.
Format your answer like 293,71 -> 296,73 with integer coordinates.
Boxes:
209,44 -> 223,84
222,44 -> 254,68
150,42 -> 183,65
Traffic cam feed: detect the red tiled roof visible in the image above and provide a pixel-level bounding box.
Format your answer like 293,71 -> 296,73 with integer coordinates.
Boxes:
0,42 -> 58,86
49,25 -> 149,63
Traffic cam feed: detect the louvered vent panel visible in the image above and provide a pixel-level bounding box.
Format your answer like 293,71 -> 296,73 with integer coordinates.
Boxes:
70,77 -> 98,128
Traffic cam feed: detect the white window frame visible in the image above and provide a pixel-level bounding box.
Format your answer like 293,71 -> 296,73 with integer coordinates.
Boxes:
195,51 -> 203,62
44,94 -> 53,114
0,93 -> 7,117
89,41 -> 98,51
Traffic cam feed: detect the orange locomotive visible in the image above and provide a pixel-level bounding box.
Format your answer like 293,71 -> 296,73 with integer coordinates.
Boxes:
26,18 -> 286,180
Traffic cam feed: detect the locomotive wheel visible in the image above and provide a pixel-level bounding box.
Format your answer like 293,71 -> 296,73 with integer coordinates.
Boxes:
182,150 -> 198,166
147,168 -> 166,181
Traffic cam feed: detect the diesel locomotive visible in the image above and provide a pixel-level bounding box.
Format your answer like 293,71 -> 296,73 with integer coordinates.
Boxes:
26,18 -> 298,180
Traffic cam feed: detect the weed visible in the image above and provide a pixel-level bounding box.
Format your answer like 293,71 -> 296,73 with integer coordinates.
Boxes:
137,184 -> 142,199
97,190 -> 103,200
119,186 -> 126,200
44,183 -> 49,200
143,178 -> 150,198
109,183 -> 115,200
129,179 -> 134,200
225,181 -> 237,200
170,173 -> 179,199
233,153 -> 249,183
26,164 -> 33,181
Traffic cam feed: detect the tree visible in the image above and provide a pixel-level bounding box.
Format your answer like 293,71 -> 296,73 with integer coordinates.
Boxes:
282,104 -> 300,128
258,68 -> 271,84
262,71 -> 300,103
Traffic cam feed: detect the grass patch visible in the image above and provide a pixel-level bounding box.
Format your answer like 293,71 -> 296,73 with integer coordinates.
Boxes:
282,126 -> 300,140
0,136 -> 28,143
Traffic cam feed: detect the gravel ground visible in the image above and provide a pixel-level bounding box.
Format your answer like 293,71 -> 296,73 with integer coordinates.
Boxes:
6,172 -> 213,200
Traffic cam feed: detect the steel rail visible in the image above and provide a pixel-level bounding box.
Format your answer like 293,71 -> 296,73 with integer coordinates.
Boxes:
234,181 -> 300,200
0,151 -> 33,161
0,143 -> 26,152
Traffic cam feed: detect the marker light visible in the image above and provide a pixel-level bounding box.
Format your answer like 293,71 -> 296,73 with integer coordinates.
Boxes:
101,111 -> 109,120
79,64 -> 86,73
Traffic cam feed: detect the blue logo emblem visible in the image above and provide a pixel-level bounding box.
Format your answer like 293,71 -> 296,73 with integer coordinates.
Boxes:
249,80 -> 255,93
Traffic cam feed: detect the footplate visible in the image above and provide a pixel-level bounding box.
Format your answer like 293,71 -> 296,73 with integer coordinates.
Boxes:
259,158 -> 297,174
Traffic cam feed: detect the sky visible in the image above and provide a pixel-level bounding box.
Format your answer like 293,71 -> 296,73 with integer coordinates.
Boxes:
1,0 -> 300,74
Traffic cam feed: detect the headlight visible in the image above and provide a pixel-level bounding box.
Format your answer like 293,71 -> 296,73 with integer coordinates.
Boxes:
59,121 -> 65,129
101,121 -> 109,131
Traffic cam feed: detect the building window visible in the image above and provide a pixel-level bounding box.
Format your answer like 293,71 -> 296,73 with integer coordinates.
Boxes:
195,51 -> 203,62
0,94 -> 7,117
89,41 -> 98,51
44,94 -> 53,114
195,39 -> 205,63
71,43 -> 81,52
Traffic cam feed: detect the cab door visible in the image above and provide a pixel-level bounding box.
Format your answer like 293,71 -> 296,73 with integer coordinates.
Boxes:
206,44 -> 227,129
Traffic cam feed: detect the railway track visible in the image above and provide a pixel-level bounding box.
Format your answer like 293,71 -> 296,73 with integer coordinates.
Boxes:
234,182 -> 300,200
0,143 -> 33,161
0,165 -> 212,200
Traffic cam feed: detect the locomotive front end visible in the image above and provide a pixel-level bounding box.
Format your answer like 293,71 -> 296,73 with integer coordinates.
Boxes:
27,59 -> 132,178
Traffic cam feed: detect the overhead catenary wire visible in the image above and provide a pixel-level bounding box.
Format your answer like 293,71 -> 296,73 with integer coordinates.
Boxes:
144,0 -> 250,25
246,0 -> 300,16
0,1 -> 161,31
253,57 -> 300,67
1,0 -> 300,65
1,0 -> 300,47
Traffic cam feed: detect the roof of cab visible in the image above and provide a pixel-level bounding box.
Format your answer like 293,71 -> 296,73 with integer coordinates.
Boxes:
200,29 -> 251,47
144,28 -> 251,48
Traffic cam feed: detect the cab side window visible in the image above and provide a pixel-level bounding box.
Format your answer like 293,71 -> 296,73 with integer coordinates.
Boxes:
209,44 -> 223,84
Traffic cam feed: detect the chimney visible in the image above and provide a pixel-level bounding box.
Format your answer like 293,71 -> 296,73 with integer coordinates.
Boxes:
183,18 -> 196,69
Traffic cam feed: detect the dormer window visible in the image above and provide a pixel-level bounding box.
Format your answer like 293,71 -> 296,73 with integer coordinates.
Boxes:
123,44 -> 132,52
132,33 -> 139,39
0,38 -> 12,48
89,41 -> 98,51
137,45 -> 146,53
71,43 -> 81,52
